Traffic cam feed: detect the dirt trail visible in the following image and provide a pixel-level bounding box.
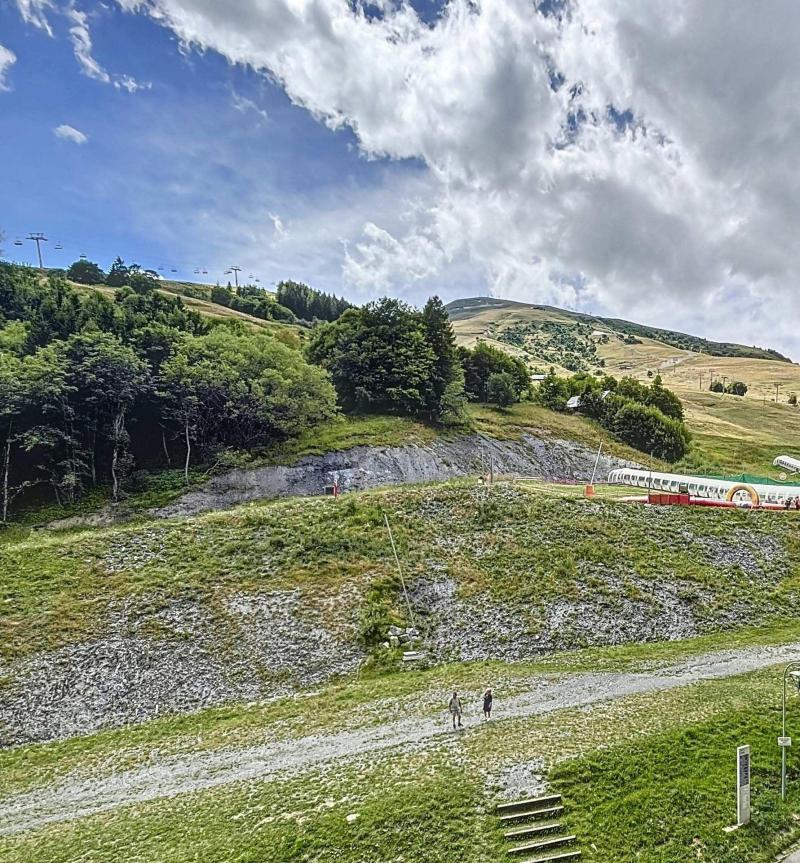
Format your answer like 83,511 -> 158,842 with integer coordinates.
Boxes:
2,641 -> 799,836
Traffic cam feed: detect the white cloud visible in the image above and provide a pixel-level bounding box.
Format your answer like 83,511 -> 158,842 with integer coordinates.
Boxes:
268,212 -> 286,239
0,44 -> 17,91
66,5 -> 111,82
53,123 -> 88,144
53,0 -> 800,354
14,0 -> 55,35
115,74 -> 151,93
15,0 -> 151,91
232,91 -> 268,121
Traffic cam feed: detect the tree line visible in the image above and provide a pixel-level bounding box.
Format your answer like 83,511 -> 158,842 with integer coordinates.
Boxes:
537,369 -> 690,461
1,258 -> 694,518
277,280 -> 352,322
0,263 -> 335,519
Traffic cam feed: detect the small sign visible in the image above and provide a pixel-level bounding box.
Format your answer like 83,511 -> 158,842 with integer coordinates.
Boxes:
779,736 -> 792,748
737,745 -> 751,826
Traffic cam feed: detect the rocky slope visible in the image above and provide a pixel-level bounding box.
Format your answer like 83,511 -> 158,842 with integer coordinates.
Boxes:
155,432 -> 637,518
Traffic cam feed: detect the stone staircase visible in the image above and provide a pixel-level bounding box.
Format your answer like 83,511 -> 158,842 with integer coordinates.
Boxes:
496,794 -> 581,862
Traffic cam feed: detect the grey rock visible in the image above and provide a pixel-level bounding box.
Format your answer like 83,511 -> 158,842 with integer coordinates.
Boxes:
153,433 -> 640,518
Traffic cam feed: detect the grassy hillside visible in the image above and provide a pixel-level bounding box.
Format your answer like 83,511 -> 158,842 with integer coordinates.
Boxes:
450,297 -> 800,476
4,479 -> 800,661
69,279 -> 304,337
448,297 -> 790,362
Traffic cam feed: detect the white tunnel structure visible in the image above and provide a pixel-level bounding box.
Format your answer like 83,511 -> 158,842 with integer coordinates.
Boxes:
607,467 -> 800,506
773,455 -> 800,474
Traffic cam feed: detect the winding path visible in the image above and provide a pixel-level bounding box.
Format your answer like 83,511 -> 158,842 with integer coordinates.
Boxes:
2,641 -> 800,837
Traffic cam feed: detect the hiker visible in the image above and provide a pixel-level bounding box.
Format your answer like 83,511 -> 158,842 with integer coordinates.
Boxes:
483,687 -> 493,720
448,690 -> 463,729
786,497 -> 794,510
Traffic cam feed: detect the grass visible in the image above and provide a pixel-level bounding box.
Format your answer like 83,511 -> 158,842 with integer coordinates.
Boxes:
5,664 -> 800,862
3,479 -> 800,662
554,698 -> 800,862
3,620 -> 800,803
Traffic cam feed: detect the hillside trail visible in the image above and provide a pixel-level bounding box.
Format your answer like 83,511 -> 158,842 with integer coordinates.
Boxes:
2,640 -> 800,837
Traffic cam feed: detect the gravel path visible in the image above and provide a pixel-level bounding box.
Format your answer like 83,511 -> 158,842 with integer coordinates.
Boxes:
3,641 -> 799,836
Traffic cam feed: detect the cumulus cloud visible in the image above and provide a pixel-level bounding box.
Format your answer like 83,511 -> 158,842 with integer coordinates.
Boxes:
0,44 -> 17,91
54,123 -> 88,144
27,0 -> 800,353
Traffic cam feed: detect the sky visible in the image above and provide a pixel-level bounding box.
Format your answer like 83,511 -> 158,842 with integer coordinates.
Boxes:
2,1 -> 800,357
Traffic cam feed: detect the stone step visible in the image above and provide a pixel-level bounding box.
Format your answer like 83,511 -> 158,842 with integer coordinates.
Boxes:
503,822 -> 562,841
515,851 -> 581,863
498,806 -> 564,824
508,834 -> 576,856
497,794 -> 562,814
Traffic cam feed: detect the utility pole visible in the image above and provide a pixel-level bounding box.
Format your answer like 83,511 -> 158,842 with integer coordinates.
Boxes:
776,383 -> 781,404
699,373 -> 703,391
26,232 -> 47,269
226,266 -> 241,288
721,375 -> 728,394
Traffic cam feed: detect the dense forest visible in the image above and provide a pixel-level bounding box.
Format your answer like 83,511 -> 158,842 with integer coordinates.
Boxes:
0,263 -> 335,518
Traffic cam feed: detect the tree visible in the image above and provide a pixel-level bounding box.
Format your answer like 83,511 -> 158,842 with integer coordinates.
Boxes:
460,342 -> 530,403
106,257 -> 129,288
709,380 -> 724,393
57,332 -> 149,500
277,280 -> 351,322
607,398 -> 690,462
211,285 -> 233,307
646,374 -> 684,420
486,372 -> 516,408
67,259 -> 105,285
159,328 -> 336,483
128,269 -> 159,295
421,296 -> 466,424
308,298 -> 435,417
536,368 -> 569,411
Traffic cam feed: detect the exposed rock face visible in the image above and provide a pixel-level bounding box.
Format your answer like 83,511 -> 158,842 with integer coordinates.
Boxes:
154,433 -> 639,518
0,590 -> 363,748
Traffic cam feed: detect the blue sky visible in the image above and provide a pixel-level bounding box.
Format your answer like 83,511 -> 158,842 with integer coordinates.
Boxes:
2,1 -> 800,357
0,1 -> 425,294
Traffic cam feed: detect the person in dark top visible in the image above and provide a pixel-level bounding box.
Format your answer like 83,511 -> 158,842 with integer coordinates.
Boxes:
483,687 -> 493,720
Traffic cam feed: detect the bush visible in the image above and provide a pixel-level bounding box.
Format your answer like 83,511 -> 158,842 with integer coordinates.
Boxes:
725,381 -> 748,396
607,398 -> 690,462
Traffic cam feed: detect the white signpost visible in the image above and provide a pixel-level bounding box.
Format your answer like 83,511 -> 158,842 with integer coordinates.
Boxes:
737,745 -> 751,826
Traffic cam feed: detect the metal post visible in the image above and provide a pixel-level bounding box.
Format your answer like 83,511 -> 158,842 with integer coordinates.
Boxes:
589,441 -> 603,485
384,512 -> 415,626
784,666 -> 788,800
26,233 -> 47,269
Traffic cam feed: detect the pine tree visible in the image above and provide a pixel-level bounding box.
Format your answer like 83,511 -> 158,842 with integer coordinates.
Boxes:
422,296 -> 466,424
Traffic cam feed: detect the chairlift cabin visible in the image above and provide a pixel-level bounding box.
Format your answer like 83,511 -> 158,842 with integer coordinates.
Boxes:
79,254 -> 87,259
54,243 -> 63,250
13,238 -> 22,246
170,268 -> 177,273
